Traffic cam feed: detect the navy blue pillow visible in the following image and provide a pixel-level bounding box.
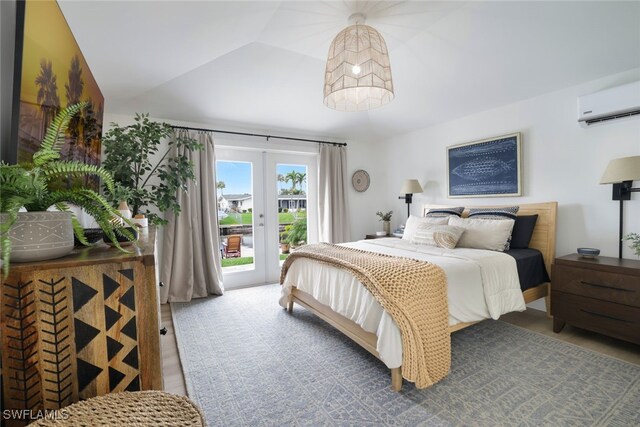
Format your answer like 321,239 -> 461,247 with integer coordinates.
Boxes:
510,215 -> 538,249
468,206 -> 519,220
426,207 -> 465,218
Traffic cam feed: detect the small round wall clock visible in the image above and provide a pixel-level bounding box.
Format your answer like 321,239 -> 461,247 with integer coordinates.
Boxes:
352,169 -> 370,192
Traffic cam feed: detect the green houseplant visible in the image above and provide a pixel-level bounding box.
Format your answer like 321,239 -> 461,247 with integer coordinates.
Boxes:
285,217 -> 307,248
0,103 -> 134,275
376,210 -> 393,235
101,114 -> 203,225
624,233 -> 640,257
279,229 -> 290,254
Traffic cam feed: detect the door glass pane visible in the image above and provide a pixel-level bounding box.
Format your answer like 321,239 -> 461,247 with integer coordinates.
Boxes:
277,164 -> 308,265
216,161 -> 255,271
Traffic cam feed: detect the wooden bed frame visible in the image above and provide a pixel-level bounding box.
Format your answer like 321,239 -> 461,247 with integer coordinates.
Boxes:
285,202 -> 557,391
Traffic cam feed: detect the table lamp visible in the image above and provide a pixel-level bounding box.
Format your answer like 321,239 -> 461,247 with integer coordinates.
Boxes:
600,155 -> 640,258
398,179 -> 423,218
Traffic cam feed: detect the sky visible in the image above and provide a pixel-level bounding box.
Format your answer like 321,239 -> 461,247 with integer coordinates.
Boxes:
216,162 -> 307,195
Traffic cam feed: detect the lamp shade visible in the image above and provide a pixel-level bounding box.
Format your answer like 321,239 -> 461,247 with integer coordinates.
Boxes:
399,179 -> 423,194
600,156 -> 640,184
323,23 -> 394,112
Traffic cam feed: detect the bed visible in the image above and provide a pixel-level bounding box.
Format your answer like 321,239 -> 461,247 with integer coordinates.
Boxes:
280,202 -> 557,391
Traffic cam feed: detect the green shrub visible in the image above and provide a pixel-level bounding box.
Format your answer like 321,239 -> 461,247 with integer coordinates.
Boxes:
285,217 -> 307,246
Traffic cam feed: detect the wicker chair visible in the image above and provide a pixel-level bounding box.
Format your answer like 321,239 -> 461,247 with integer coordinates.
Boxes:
222,235 -> 242,258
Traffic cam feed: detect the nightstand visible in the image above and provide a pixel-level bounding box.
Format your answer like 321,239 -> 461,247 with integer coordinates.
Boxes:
551,254 -> 640,345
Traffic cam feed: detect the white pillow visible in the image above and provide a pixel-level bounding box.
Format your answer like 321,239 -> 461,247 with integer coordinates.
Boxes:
411,224 -> 465,249
448,216 -> 515,251
402,215 -> 449,241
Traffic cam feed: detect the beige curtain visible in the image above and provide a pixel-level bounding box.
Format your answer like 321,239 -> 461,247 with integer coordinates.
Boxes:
318,144 -> 351,243
160,131 -> 223,303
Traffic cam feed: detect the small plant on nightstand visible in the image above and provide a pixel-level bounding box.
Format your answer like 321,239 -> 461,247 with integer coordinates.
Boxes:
376,210 -> 393,235
376,211 -> 393,222
624,233 -> 640,257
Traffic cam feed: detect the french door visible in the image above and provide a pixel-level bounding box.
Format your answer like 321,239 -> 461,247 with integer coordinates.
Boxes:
215,148 -> 317,289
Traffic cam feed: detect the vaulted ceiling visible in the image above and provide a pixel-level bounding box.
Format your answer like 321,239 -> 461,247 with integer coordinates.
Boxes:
59,1 -> 640,140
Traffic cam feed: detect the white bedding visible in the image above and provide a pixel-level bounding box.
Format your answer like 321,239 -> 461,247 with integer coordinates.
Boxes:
279,238 -> 525,368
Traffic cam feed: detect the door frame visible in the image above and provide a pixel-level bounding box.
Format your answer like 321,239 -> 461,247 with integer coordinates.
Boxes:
215,142 -> 318,289
215,148 -> 266,289
264,152 -> 318,283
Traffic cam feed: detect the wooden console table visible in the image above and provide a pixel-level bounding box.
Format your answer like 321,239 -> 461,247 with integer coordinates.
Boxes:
1,227 -> 162,425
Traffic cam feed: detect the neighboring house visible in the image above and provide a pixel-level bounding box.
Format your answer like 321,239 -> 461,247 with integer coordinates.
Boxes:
278,194 -> 307,211
217,195 -> 229,211
218,193 -> 253,212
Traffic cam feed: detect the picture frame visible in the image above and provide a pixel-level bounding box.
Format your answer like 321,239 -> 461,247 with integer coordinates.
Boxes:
10,0 -> 104,188
447,132 -> 522,198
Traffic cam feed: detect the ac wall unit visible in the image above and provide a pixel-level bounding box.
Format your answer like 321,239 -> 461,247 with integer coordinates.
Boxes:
577,81 -> 640,126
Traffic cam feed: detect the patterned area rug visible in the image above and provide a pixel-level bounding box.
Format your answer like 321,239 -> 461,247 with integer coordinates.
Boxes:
171,285 -> 639,426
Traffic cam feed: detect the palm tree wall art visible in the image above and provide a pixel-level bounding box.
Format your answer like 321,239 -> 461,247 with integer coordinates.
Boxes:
11,0 -> 104,189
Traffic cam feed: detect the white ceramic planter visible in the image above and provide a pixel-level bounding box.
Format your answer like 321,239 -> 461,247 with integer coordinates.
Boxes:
1,211 -> 74,262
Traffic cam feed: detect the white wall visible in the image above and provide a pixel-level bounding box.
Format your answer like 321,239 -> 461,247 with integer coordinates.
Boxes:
345,138 -> 390,240
376,68 -> 640,261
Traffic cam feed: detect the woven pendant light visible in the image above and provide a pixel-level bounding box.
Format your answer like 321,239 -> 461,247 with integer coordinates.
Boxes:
323,13 -> 394,112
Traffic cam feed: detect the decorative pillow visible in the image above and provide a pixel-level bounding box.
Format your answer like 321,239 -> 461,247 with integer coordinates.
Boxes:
468,206 -> 520,249
467,206 -> 520,220
402,215 -> 449,241
448,216 -> 515,252
510,215 -> 539,249
425,207 -> 465,218
411,224 -> 465,249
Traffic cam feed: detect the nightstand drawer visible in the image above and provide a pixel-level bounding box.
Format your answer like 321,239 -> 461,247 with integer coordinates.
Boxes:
552,291 -> 640,344
552,264 -> 640,307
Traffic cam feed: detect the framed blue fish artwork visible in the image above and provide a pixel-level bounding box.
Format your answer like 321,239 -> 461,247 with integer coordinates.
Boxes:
447,133 -> 522,198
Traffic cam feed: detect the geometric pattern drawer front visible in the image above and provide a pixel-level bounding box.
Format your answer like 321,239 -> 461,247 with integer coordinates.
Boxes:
1,276 -> 79,426
1,261 -> 146,424
2,279 -> 46,413
71,262 -> 143,399
38,277 -> 76,409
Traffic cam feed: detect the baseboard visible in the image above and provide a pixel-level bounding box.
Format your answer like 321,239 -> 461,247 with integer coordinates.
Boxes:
527,299 -> 546,311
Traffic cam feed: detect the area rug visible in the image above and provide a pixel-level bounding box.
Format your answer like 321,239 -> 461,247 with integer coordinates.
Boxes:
171,285 -> 639,426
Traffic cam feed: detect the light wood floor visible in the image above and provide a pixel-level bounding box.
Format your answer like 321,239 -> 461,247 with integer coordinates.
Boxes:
161,303 -> 187,395
160,300 -> 639,396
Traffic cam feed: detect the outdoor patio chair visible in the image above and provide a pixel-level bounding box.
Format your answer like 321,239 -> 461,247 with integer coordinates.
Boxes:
222,234 -> 242,258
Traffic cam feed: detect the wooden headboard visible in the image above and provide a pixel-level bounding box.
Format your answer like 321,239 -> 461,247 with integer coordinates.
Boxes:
421,202 -> 558,275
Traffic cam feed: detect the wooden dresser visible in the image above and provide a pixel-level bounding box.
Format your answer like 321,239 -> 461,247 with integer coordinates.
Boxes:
551,254 -> 640,345
1,227 -> 162,425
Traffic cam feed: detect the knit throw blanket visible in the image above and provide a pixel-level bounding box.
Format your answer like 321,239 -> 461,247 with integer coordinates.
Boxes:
280,243 -> 451,389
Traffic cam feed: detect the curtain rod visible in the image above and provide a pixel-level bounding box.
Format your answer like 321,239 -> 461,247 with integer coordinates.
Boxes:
170,125 -> 347,147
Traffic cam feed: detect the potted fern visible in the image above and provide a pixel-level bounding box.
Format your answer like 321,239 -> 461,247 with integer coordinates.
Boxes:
0,103 -> 134,275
